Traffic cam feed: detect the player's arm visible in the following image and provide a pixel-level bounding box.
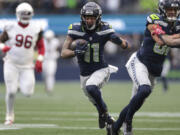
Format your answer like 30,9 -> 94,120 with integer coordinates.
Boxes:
148,24 -> 165,46
36,31 -> 45,61
109,33 -> 131,49
35,31 -> 45,72
0,31 -> 11,53
157,34 -> 180,47
61,35 -> 75,58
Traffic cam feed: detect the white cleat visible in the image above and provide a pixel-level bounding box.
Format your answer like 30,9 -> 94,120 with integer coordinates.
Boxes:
4,114 -> 14,126
123,122 -> 133,135
4,120 -> 14,126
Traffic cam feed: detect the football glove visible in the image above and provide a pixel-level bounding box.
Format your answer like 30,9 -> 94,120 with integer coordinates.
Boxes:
0,43 -> 11,53
74,41 -> 88,56
152,25 -> 165,36
35,60 -> 42,73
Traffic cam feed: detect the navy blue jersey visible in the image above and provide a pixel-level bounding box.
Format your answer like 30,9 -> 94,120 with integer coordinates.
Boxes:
137,13 -> 180,76
68,22 -> 115,76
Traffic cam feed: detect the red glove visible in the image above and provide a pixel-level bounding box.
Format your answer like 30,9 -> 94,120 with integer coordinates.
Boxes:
35,60 -> 42,73
2,46 -> 11,53
152,25 -> 165,36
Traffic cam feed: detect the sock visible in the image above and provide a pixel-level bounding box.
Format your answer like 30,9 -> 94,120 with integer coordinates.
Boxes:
114,105 -> 129,132
86,85 -> 107,114
125,85 -> 151,121
162,77 -> 168,91
6,93 -> 15,115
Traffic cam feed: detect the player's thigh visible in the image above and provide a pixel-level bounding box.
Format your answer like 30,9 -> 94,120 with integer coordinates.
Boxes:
86,67 -> 110,88
43,60 -> 57,76
126,53 -> 151,88
19,68 -> 35,96
3,62 -> 19,93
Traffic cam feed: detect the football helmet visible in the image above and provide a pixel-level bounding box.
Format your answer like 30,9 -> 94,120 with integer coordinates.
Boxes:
44,30 -> 55,40
158,0 -> 180,22
80,2 -> 102,31
16,2 -> 34,24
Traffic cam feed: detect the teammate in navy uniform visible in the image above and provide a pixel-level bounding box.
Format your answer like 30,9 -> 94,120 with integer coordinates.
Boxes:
61,2 -> 130,129
106,0 -> 180,135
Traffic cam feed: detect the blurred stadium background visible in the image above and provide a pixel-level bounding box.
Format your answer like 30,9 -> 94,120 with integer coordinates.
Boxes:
0,0 -> 180,135
0,0 -> 180,81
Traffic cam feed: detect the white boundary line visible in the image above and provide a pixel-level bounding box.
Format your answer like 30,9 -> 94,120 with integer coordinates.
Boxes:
7,111 -> 180,117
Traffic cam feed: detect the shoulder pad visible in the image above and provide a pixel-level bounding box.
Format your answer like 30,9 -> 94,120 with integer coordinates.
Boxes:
68,23 -> 85,37
97,22 -> 115,35
4,23 -> 14,32
68,23 -> 81,30
147,14 -> 161,24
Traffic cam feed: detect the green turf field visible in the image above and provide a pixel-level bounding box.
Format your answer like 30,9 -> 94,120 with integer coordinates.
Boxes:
0,81 -> 180,135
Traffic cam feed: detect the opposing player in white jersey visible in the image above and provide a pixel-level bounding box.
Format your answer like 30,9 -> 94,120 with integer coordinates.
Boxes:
43,30 -> 60,93
0,2 -> 45,125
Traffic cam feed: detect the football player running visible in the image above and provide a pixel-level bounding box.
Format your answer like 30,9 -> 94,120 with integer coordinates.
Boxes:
42,30 -> 60,94
61,2 -> 130,130
0,2 -> 45,125
106,0 -> 180,135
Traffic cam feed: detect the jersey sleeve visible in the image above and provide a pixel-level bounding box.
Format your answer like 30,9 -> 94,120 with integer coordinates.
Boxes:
67,23 -> 85,40
146,13 -> 161,26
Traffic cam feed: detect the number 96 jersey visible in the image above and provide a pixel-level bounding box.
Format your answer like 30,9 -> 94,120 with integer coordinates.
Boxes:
137,13 -> 180,76
4,22 -> 42,68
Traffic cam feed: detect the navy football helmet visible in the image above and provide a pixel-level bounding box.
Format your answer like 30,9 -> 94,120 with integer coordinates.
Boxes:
80,2 -> 102,31
158,0 -> 180,22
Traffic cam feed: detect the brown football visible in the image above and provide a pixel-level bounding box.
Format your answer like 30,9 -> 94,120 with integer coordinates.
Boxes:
70,39 -> 87,50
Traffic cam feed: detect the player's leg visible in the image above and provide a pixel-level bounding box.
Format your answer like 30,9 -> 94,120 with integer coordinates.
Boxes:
43,60 -> 57,93
4,62 -> 19,125
19,68 -> 35,96
161,59 -> 170,92
123,53 -> 153,135
82,67 -> 113,128
107,53 -> 152,135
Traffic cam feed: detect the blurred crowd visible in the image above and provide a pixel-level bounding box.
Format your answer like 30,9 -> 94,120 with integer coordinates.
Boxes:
0,0 -> 142,14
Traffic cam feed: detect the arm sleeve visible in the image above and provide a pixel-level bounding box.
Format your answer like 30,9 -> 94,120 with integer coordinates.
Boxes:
36,31 -> 45,55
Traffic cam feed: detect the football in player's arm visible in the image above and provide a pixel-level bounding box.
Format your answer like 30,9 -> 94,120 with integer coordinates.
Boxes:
0,2 -> 45,125
61,2 -> 130,130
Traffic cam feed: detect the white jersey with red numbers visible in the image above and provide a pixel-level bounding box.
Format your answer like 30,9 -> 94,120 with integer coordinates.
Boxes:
3,21 -> 42,68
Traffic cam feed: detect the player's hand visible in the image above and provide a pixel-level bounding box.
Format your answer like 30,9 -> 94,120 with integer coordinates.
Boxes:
152,25 -> 165,36
0,43 -> 11,53
74,41 -> 88,56
2,46 -> 11,53
35,60 -> 42,73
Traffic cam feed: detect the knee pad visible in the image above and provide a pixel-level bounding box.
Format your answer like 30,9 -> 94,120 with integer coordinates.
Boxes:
138,85 -> 151,98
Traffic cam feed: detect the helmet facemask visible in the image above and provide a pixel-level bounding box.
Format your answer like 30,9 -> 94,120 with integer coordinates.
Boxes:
159,0 -> 180,22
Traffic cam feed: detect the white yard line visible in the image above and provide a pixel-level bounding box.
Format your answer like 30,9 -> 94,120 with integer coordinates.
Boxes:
8,111 -> 180,118
16,117 -> 180,123
0,124 -> 180,132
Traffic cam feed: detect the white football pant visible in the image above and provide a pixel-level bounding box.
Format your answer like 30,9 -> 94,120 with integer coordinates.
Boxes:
4,61 -> 35,116
126,52 -> 155,98
80,65 -> 118,104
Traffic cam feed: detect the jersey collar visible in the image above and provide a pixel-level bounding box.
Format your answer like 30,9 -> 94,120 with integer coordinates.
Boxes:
18,22 -> 29,28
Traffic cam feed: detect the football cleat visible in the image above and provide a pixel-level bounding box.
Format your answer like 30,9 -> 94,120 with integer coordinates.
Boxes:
106,122 -> 120,135
123,121 -> 133,135
4,113 -> 14,126
99,113 -> 115,129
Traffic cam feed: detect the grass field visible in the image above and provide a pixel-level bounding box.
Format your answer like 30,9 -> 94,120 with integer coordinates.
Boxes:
0,81 -> 180,135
